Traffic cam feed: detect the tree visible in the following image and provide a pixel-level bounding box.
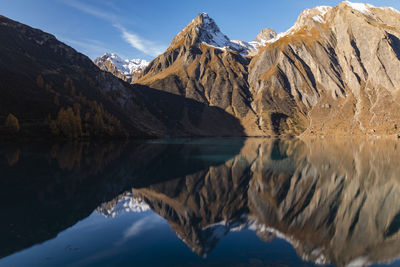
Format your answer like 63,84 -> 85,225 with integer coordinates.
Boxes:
5,114 -> 20,134
51,107 -> 82,139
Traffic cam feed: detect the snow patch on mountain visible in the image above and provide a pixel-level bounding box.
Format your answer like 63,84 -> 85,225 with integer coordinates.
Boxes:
195,13 -> 253,55
198,13 -> 231,48
102,53 -> 149,76
345,1 -> 373,14
266,6 -> 332,44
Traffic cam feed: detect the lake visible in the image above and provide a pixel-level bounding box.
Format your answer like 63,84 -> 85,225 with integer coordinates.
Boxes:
0,138 -> 399,267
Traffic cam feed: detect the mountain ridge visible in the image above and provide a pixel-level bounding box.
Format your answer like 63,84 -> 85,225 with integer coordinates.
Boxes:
1,1 -> 400,139
0,15 -> 245,139
133,1 -> 400,137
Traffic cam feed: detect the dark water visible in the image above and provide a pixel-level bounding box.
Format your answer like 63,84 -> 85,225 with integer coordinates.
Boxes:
0,138 -> 399,267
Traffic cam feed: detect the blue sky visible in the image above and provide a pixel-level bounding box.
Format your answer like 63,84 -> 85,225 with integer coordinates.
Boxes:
1,0 -> 399,61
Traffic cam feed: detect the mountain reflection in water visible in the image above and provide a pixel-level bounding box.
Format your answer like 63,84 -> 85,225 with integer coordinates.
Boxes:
0,138 -> 399,267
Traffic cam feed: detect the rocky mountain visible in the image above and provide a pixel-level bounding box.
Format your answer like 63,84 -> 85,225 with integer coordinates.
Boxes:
93,53 -> 148,83
1,1 -> 400,139
0,15 -> 244,139
0,15 -> 166,139
134,2 -> 400,137
135,13 -> 263,136
100,137 -> 400,266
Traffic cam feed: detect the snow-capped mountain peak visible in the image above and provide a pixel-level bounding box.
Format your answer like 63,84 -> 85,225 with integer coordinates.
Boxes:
344,1 -> 373,14
169,13 -> 253,55
93,53 -> 149,82
102,52 -> 148,75
196,13 -> 231,48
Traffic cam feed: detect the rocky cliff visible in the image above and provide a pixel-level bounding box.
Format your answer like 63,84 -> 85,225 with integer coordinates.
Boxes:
2,1 -> 400,138
134,2 -> 400,137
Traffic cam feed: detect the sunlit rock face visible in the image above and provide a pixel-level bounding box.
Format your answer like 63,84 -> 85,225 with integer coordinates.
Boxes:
102,138 -> 400,266
135,2 -> 400,137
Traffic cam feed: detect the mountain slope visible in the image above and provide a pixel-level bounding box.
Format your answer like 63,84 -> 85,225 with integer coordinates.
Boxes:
135,2 -> 400,137
135,13 -> 263,136
0,15 -> 165,138
249,2 -> 400,136
0,15 -> 244,139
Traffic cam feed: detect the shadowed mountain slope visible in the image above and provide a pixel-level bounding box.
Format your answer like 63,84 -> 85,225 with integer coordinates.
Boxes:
0,16 -> 244,139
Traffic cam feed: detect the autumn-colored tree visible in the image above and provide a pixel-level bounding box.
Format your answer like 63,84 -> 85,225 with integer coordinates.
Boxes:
5,113 -> 20,134
51,107 -> 82,139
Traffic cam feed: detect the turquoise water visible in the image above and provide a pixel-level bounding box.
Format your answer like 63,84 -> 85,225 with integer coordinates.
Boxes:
0,138 -> 399,267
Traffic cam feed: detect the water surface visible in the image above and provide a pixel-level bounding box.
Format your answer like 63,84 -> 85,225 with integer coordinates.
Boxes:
0,138 -> 399,267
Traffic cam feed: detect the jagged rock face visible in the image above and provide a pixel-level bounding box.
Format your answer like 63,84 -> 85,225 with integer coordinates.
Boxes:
135,2 -> 400,137
136,13 -> 263,136
249,2 -> 400,136
104,137 -> 400,266
93,53 -> 148,83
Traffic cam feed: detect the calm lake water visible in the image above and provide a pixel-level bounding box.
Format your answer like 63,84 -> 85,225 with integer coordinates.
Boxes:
0,138 -> 399,267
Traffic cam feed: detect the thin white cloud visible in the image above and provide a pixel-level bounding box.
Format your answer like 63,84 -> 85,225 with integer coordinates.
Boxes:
61,0 -> 118,22
114,24 -> 166,57
60,0 -> 166,58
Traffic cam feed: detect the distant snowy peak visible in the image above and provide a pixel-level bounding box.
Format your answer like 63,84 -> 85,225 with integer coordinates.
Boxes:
101,52 -> 148,75
253,28 -> 277,45
94,53 -> 149,82
244,28 -> 278,52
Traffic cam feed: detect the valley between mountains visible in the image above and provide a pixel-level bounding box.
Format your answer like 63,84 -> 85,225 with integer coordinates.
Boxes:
1,1 -> 400,139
